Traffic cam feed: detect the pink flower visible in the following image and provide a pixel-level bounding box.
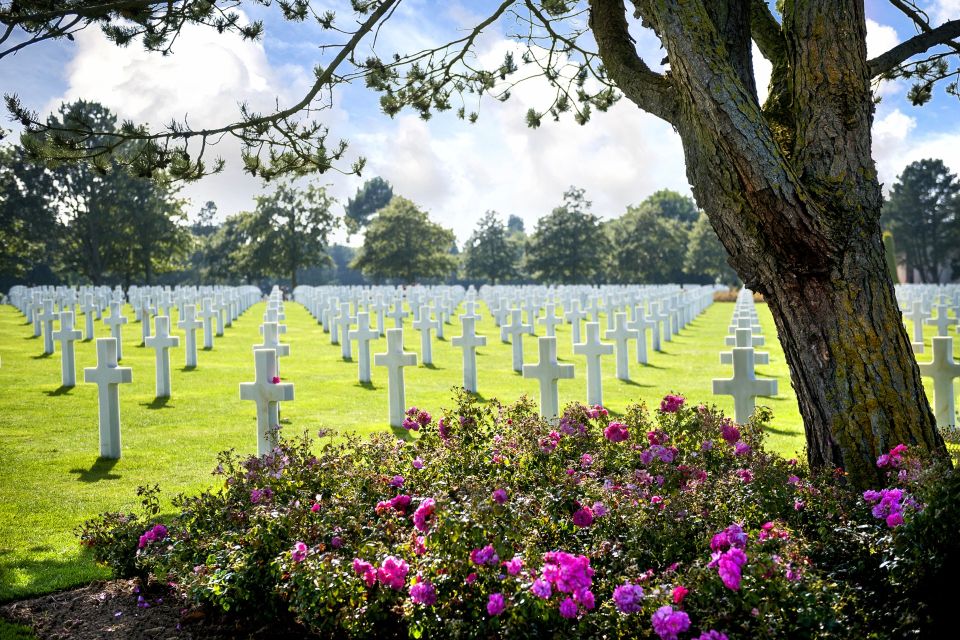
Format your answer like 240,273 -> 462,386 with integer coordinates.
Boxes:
390,475 -> 405,487
492,488 -> 508,504
734,441 -> 752,456
659,394 -> 685,413
377,556 -> 409,590
353,558 -> 376,587
487,592 -> 506,616
465,572 -> 477,585
735,468 -> 753,483
504,556 -> 523,575
291,541 -> 308,563
270,376 -> 280,384
331,536 -> 342,548
604,422 -> 629,443
613,583 -> 644,613
719,421 -> 740,444
559,597 -> 578,618
413,498 -> 435,533
572,506 -> 594,528
310,502 -> 321,513
470,544 -> 499,566
409,578 -> 437,606
651,605 -> 691,640
412,457 -> 424,469
672,585 -> 688,604
580,453 -> 593,467
531,578 -> 552,598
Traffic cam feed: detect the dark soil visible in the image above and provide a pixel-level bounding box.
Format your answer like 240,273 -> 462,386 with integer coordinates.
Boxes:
0,580 -> 310,640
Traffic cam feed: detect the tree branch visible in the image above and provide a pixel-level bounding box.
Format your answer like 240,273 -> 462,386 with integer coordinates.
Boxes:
750,1 -> 785,63
869,19 -> 960,77
587,0 -> 677,124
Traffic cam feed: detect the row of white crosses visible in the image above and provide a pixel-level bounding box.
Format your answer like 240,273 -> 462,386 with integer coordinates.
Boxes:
7,285 -> 260,460
711,289 -> 778,424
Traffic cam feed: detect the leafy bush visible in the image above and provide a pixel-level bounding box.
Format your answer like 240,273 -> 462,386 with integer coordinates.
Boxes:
80,391 -> 954,638
77,485 -> 161,579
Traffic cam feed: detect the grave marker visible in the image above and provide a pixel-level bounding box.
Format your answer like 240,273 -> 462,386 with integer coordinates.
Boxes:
240,348 -> 295,455
84,338 -> 133,459
522,336 -> 575,419
573,322 -> 614,407
52,311 -> 82,387
144,316 -> 180,398
374,328 -> 418,427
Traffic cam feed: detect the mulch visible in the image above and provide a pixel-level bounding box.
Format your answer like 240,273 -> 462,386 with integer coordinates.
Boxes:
0,580 -> 311,640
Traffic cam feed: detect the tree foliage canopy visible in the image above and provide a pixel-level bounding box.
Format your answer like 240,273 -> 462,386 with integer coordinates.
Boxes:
463,211 -> 521,283
351,196 -> 456,283
525,187 -> 609,284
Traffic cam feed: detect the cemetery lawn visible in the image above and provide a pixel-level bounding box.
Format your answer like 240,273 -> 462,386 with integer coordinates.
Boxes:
3,298 -> 851,603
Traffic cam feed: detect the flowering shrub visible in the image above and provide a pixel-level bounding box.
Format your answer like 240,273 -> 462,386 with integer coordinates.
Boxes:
81,390 -> 957,638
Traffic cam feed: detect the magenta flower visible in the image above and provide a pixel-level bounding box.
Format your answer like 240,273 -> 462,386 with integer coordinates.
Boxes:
413,498 -> 436,533
719,421 -> 740,444
291,541 -> 308,563
572,506 -> 594,528
470,544 -> 500,566
465,572 -> 477,585
531,578 -> 552,599
270,376 -> 280,384
612,583 -> 644,614
734,441 -> 752,456
659,394 -> 685,413
331,536 -> 343,548
409,579 -> 437,606
735,468 -> 753,483
486,592 -> 506,616
377,556 -> 409,590
412,457 -> 424,469
651,605 -> 691,640
696,632 -> 729,640
559,597 -> 578,618
672,585 -> 688,604
492,488 -> 508,504
504,556 -> 523,576
310,502 -> 321,513
390,475 -> 405,487
604,422 -> 629,443
353,558 -> 376,587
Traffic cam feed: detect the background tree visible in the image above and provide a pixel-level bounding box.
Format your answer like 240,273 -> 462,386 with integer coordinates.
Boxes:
605,203 -> 687,283
344,177 -> 393,236
0,145 -> 58,287
245,181 -> 338,289
882,231 -> 899,284
685,211 -> 740,285
463,211 -> 519,283
203,212 -> 260,284
641,189 -> 700,227
351,196 -> 456,283
6,1 -> 960,482
525,187 -> 609,284
880,159 -> 960,283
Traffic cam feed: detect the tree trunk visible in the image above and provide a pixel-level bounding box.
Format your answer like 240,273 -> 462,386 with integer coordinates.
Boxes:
590,0 -> 948,486
291,268 -> 298,290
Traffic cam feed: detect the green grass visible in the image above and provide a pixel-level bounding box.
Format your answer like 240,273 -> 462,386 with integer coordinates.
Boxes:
0,621 -> 35,640
0,299 -> 809,602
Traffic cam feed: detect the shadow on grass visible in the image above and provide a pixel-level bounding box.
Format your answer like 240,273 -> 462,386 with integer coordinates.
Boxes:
30,353 -> 51,360
69,458 -> 120,483
179,365 -> 197,372
21,335 -> 38,340
355,381 -> 377,391
141,397 -> 173,410
44,386 -> 74,397
389,426 -> 416,441
618,379 -> 649,388
342,356 -> 354,363
0,549 -> 101,605
421,363 -> 442,370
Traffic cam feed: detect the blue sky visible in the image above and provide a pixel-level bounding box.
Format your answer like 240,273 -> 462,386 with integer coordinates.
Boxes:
1,0 -> 958,244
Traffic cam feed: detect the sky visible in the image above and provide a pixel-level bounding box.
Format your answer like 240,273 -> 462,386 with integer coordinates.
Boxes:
1,0 -> 959,245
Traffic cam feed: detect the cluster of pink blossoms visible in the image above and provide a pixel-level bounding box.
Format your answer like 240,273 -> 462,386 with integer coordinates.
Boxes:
863,444 -> 923,528
604,422 -> 629,443
470,544 -> 500,566
708,524 -> 749,591
408,577 -> 437,606
531,551 -> 595,619
353,556 -> 409,590
291,541 -> 308,563
412,498 -> 435,533
402,407 -> 432,431
138,524 -> 167,549
659,394 -> 685,413
651,605 -> 691,640
376,493 -> 412,515
876,443 -> 908,469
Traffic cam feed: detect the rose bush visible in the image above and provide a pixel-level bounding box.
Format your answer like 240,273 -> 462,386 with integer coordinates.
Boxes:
80,390 -> 958,638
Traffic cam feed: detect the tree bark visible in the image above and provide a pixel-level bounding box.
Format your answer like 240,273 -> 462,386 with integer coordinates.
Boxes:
591,0 -> 948,486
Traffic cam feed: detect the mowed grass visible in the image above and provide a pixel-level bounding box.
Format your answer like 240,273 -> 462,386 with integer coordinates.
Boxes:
4,295 -> 894,602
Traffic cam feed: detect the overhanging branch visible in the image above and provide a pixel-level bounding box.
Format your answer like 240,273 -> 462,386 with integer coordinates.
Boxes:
869,18 -> 960,77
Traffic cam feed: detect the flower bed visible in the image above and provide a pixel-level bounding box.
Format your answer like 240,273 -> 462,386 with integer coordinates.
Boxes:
79,391 -> 960,638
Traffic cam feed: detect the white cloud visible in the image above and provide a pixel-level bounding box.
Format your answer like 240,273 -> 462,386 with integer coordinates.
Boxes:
929,0 -> 960,26
866,18 -> 900,59
871,107 -> 960,190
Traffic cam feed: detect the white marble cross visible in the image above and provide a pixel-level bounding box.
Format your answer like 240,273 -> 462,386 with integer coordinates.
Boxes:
374,328 -> 418,427
573,321 -> 614,407
724,317 -> 765,346
564,300 -> 587,346
712,347 -> 777,424
654,302 -> 673,343
369,297 -> 389,336
412,305 -> 438,366
103,301 -> 129,361
144,316 -> 180,398
39,299 -> 58,355
646,302 -> 663,352
626,305 -> 653,365
503,308 -> 532,372
52,311 -> 83,387
522,336 -> 575,418
388,300 -> 408,328
452,315 -> 486,393
336,302 -> 356,359
905,301 -> 929,353
261,306 -> 288,334
240,348 -> 295,455
213,294 -> 226,336
721,328 -> 769,365
199,298 -> 217,349
84,338 -> 133,459
348,311 -> 380,383
139,297 -> 155,344
177,303 -> 202,368
605,312 -> 636,381
926,304 -> 957,337
918,336 -> 960,427
538,303 -> 562,338
256,321 -> 290,361
80,294 -> 97,341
